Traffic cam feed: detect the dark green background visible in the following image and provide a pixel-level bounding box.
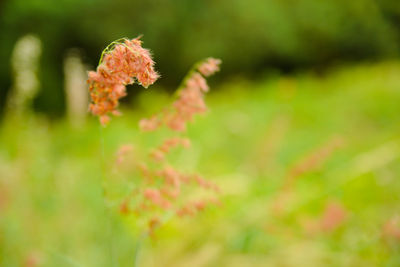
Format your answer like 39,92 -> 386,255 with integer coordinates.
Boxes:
1,0 -> 400,115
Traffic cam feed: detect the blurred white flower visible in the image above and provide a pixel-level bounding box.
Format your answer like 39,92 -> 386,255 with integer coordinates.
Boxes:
64,50 -> 89,127
7,34 -> 42,114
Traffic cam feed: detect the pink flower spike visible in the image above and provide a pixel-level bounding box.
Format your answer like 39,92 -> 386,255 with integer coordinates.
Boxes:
150,149 -> 165,162
139,116 -> 161,132
100,115 -> 110,126
321,202 -> 347,231
198,57 -> 222,77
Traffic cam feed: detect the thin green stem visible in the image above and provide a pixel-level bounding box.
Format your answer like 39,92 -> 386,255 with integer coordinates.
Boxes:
173,60 -> 205,98
99,125 -> 118,267
133,232 -> 147,267
98,38 -> 128,65
99,125 -> 106,196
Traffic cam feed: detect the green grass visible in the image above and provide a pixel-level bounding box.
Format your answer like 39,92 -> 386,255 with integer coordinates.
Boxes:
1,62 -> 400,266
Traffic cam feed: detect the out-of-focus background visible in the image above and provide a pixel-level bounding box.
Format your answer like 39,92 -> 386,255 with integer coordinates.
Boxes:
2,0 -> 400,115
1,0 -> 400,266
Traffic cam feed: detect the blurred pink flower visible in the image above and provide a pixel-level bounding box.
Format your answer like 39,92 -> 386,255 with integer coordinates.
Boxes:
143,188 -> 171,209
115,144 -> 134,164
382,216 -> 400,239
139,115 -> 161,131
198,57 -> 222,77
321,201 -> 347,232
115,57 -> 221,234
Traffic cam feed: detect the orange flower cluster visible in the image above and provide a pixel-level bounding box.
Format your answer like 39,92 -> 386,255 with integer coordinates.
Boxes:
88,37 -> 159,125
88,38 -> 221,235
139,57 -> 221,132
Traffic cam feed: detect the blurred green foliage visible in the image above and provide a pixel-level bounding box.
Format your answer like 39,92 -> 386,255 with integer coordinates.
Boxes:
1,62 -> 400,266
2,0 -> 400,114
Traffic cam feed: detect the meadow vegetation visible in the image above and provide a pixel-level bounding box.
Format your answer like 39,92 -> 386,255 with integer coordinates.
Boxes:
1,61 -> 400,266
